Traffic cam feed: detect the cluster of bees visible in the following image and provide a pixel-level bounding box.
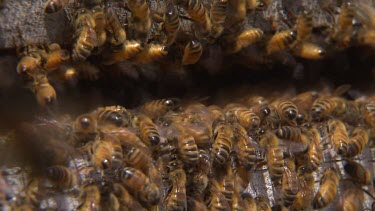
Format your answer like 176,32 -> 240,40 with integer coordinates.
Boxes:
12,0 -> 375,106
0,84 -> 374,210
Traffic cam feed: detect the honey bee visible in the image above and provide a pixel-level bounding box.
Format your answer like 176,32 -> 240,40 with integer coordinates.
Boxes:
246,96 -> 271,121
77,184 -> 101,211
182,40 -> 203,65
127,0 -> 151,38
187,197 -> 208,211
225,28 -> 264,54
165,160 -> 187,211
347,127 -> 369,157
212,121 -> 234,164
131,114 -> 161,147
266,30 -> 297,55
340,188 -> 364,211
306,127 -> 323,171
132,44 -> 167,64
292,42 -> 325,60
101,40 -> 143,65
292,91 -> 319,123
186,0 -> 212,36
328,119 -> 349,156
260,131 -> 284,182
187,149 -> 210,199
43,48 -> 70,72
120,167 -> 161,205
17,55 -> 41,79
291,167 -> 314,210
233,123 -> 264,169
282,158 -> 299,207
72,9 -> 98,62
225,0 -> 246,27
312,168 -> 339,209
140,98 -> 178,120
90,139 -> 112,169
344,160 -> 371,185
46,165 -> 76,189
364,103 -> 375,129
276,126 -> 306,144
207,188 -> 231,211
268,100 -> 298,127
295,11 -> 313,41
176,133 -> 199,165
226,106 -> 261,131
310,97 -> 336,120
112,183 -> 146,210
330,2 -> 355,48
210,0 -> 227,38
44,0 -> 68,13
92,5 -> 107,48
124,147 -> 152,174
164,7 -> 180,46
105,7 -> 126,47
208,105 -> 225,122
72,114 -> 98,144
33,74 -> 57,106
93,105 -> 130,128
255,197 -> 271,211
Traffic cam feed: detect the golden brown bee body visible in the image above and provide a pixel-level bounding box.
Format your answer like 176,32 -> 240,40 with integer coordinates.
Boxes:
208,105 -> 225,122
17,55 -> 41,79
255,197 -> 271,211
112,183 -> 146,210
90,139 -> 113,169
94,105 -> 130,127
292,42 -> 325,60
177,133 -> 199,165
102,40 -> 143,65
296,11 -> 313,41
92,5 -> 107,47
187,198 -> 208,211
72,114 -> 98,145
268,100 -> 298,127
212,121 -> 234,164
275,126 -> 302,142
307,129 -> 323,171
44,0 -> 68,13
291,168 -> 314,210
182,40 -> 203,65
341,188 -> 364,211
134,115 -> 161,147
208,190 -> 231,211
312,169 -> 339,209
72,26 -> 98,62
105,7 -> 126,47
344,160 -> 371,185
311,97 -> 336,120
347,127 -> 368,157
164,8 -> 180,46
226,28 -> 264,54
132,44 -> 167,64
128,0 -> 151,37
124,147 -> 152,174
210,0 -> 227,37
266,30 -> 297,55
166,163 -> 187,211
260,131 -> 284,182
186,0 -> 211,35
46,165 -> 76,189
140,98 -> 178,120
77,184 -> 101,211
120,167 -> 161,205
282,159 -> 299,207
33,74 -> 57,106
247,96 -> 271,120
226,106 -> 261,130
328,119 -> 349,156
43,49 -> 70,72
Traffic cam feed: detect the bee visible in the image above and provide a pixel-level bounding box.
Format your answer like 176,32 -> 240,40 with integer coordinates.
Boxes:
266,30 -> 297,55
210,0 -> 227,38
291,167 -> 314,210
296,11 -> 313,41
275,126 -> 304,143
260,131 -> 284,182
164,7 -> 180,46
176,133 -> 199,165
207,188 -> 231,211
187,198 -> 208,211
208,105 -> 225,122
255,197 -> 271,211
226,106 -> 261,131
310,97 -> 336,120
72,9 -> 98,62
344,160 -> 371,185
46,165 -> 76,189
165,160 -> 187,211
101,40 -> 143,65
312,168 -> 339,209
92,5 -> 107,48
364,103 -> 375,129
347,127 -> 369,157
43,48 -> 70,72
17,55 -> 42,79
72,114 -> 98,145
292,42 -> 325,60
140,98 -> 178,120
131,114 -> 161,147
124,147 -> 152,174
246,96 -> 271,120
173,121 -> 212,147
225,0 -> 246,27
77,184 -> 101,211
105,7 -> 126,47
212,121 -> 234,164
127,0 -> 151,38
331,2 -> 356,48
132,44 -> 167,64
182,40 -> 203,65
292,91 -> 319,123
340,188 -> 364,211
225,28 -> 264,54
120,167 -> 161,205
33,74 -> 57,106
44,0 -> 68,13
328,119 -> 349,156
187,149 -> 210,198
268,100 -> 298,127
112,183 -> 146,210
282,158 -> 299,207
306,127 -> 323,171
233,123 -> 264,168
186,0 -> 212,35
94,105 -> 130,128
90,139 -> 112,169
